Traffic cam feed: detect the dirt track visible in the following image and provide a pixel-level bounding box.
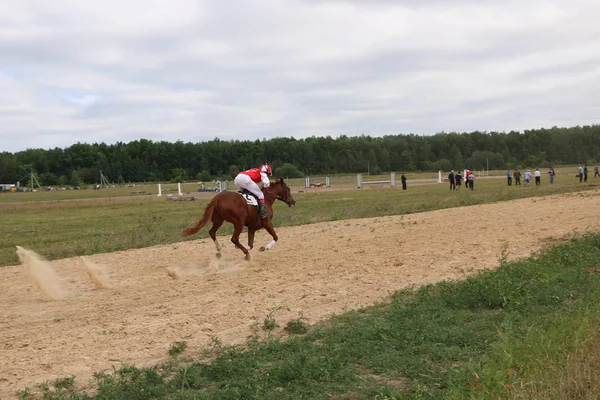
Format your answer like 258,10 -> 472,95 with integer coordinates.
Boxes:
1,190 -> 600,398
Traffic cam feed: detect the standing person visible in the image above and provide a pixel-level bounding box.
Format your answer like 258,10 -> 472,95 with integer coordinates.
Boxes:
584,165 -> 588,182
467,171 -> 475,190
506,169 -> 512,186
534,168 -> 541,186
448,170 -> 455,190
455,171 -> 462,190
233,162 -> 273,218
578,166 -> 584,183
548,167 -> 556,184
595,164 -> 600,178
514,169 -> 521,186
524,170 -> 532,186
401,173 -> 407,190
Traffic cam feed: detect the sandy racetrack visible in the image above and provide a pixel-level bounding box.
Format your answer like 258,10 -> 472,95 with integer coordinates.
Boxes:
1,190 -> 600,398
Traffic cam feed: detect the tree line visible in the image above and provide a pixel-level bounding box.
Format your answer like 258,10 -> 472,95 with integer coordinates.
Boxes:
1,125 -> 599,186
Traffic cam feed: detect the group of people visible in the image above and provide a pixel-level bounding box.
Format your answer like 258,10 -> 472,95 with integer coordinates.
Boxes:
447,170 -> 475,190
506,168 -> 546,186
506,165 -> 600,186
576,165 -> 600,182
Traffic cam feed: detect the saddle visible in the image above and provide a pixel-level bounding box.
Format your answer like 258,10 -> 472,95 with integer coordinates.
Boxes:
238,190 -> 258,206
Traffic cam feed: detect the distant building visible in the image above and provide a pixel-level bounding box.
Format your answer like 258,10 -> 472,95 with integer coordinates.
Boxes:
0,184 -> 16,192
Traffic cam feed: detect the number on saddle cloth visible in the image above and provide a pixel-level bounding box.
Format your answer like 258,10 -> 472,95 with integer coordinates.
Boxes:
238,190 -> 258,206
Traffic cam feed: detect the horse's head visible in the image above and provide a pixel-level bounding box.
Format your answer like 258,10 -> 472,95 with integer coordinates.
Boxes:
266,178 -> 296,207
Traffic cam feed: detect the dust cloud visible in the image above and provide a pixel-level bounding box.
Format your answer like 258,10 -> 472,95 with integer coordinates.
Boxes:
16,246 -> 66,300
81,257 -> 112,289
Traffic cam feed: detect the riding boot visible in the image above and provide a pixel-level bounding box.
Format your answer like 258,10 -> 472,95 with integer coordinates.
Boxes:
258,202 -> 271,219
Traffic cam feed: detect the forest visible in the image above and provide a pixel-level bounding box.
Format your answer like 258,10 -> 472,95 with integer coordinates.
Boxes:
0,125 -> 599,186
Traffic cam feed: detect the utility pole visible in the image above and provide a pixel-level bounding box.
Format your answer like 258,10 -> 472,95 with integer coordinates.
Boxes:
30,171 -> 41,191
367,161 -> 370,176
100,170 -> 111,187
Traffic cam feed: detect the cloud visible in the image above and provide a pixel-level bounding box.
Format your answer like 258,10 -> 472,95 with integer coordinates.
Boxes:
0,0 -> 599,152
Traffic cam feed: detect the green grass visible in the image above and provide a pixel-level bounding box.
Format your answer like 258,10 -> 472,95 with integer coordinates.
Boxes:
22,233 -> 600,399
2,176 -> 599,266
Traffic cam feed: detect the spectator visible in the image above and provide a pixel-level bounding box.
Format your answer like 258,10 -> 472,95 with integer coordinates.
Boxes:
534,168 -> 541,186
595,164 -> 600,178
524,169 -> 532,186
578,166 -> 584,183
467,171 -> 475,190
401,173 -> 407,190
506,169 -> 512,186
514,169 -> 521,186
584,165 -> 588,182
455,171 -> 462,190
448,170 -> 455,190
548,167 -> 556,184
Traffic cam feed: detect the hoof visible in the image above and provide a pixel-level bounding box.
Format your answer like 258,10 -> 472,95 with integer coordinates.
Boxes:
259,246 -> 266,252
216,252 -> 221,259
245,253 -> 251,261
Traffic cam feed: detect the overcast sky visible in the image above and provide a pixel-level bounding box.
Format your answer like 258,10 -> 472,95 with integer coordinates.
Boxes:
1,0 -> 599,153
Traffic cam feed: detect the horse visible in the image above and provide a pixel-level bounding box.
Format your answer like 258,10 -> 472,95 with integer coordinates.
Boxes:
181,178 -> 296,260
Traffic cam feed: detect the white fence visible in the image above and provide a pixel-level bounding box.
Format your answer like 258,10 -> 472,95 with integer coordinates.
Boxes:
357,173 -> 396,188
304,176 -> 332,188
157,180 -> 230,197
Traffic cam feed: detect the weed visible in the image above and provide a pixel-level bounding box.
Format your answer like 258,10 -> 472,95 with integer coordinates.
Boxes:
16,389 -> 33,400
263,316 -> 278,331
263,306 -> 288,331
53,376 -> 75,390
498,240 -> 509,267
285,313 -> 309,335
168,341 -> 188,357
207,335 -> 222,351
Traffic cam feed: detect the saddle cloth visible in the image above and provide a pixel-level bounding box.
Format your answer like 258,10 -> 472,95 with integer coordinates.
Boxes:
238,190 -> 258,206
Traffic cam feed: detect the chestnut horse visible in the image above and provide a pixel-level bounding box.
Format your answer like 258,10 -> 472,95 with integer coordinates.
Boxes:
181,178 -> 296,260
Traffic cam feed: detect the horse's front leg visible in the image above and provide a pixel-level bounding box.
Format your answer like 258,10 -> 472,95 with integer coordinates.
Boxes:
259,220 -> 279,252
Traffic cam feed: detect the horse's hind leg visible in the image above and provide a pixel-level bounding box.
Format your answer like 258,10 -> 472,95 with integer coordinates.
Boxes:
208,216 -> 224,259
247,229 -> 256,250
230,222 -> 251,261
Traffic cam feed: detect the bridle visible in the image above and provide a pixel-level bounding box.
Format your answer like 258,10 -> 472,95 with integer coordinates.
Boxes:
266,182 -> 286,201
265,182 -> 293,205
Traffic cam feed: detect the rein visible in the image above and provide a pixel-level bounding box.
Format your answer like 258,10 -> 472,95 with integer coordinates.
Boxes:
265,183 -> 287,203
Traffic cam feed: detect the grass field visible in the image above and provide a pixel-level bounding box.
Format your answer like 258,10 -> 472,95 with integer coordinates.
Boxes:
2,172 -> 599,267
18,233 -> 600,399
0,166 -> 584,204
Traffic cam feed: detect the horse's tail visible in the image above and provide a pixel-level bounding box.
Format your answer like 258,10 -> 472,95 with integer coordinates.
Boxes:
181,200 -> 216,236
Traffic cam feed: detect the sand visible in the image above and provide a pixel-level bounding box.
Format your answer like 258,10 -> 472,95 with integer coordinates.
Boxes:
1,189 -> 599,398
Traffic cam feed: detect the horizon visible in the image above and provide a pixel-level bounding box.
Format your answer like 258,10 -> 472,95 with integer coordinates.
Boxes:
6,122 -> 599,154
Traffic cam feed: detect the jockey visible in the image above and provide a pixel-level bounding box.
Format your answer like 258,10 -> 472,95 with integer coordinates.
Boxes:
233,162 -> 273,218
